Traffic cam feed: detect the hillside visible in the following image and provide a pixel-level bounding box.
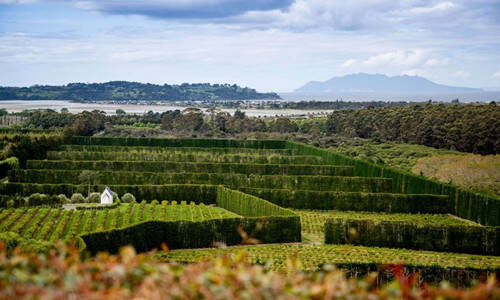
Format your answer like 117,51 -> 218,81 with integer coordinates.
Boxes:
0,81 -> 281,101
295,73 -> 483,93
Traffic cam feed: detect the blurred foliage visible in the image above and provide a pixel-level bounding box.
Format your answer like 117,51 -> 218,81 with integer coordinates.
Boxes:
0,243 -> 499,299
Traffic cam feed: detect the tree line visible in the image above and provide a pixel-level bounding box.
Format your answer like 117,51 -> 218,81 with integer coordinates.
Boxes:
325,102 -> 499,155
5,101 -> 499,155
0,81 -> 280,101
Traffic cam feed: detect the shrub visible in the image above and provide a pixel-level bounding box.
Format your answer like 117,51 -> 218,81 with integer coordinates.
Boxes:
87,192 -> 100,203
122,193 -> 136,203
58,194 -> 70,204
71,193 -> 85,203
151,200 -> 159,205
27,193 -> 48,206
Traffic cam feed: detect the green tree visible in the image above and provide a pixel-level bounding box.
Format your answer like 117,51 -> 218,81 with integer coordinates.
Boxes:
78,170 -> 100,198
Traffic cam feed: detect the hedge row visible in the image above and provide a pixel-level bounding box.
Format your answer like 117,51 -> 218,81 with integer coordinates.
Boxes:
0,183 -> 218,203
27,160 -> 352,176
80,216 -> 302,255
216,186 -> 296,217
325,218 -> 500,255
239,188 -> 450,213
0,157 -> 19,178
9,170 -> 393,193
63,145 -> 298,155
71,136 -> 287,149
47,151 -> 322,165
286,141 -> 500,226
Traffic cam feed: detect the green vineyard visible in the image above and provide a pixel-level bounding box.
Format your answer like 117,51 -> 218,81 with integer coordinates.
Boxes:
0,202 -> 239,243
0,136 -> 499,285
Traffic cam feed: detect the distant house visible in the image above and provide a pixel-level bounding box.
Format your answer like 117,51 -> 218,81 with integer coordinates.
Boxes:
101,187 -> 114,204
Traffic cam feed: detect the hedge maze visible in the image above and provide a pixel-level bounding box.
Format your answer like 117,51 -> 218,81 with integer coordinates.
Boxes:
1,136 -> 499,284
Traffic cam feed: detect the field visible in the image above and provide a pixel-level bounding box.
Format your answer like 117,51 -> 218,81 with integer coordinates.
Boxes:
333,138 -> 500,197
0,202 -> 239,244
0,136 -> 499,286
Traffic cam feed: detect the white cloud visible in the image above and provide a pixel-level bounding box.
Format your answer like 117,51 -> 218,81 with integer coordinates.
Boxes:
341,59 -> 356,67
424,58 -> 449,67
403,2 -> 455,15
363,49 -> 429,67
451,71 -> 470,78
493,70 -> 500,78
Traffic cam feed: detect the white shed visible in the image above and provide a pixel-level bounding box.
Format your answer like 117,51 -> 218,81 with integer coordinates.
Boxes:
101,187 -> 114,204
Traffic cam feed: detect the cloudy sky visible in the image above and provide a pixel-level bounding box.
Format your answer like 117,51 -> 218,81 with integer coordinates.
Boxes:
0,0 -> 499,92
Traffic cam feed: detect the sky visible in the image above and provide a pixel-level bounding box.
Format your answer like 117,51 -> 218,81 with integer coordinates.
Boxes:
0,0 -> 499,92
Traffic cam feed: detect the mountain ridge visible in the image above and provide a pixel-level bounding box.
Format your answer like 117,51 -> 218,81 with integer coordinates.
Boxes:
295,73 -> 483,93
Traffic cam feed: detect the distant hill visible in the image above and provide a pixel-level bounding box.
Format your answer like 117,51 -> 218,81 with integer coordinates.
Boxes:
0,81 -> 281,101
295,73 -> 483,93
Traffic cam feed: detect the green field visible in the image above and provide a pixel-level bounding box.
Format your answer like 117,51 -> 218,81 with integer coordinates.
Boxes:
0,202 -> 239,243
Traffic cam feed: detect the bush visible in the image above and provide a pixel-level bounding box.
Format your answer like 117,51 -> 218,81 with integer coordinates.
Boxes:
71,193 -> 85,203
122,193 -> 136,203
87,192 -> 100,203
58,194 -> 70,204
27,193 -> 48,206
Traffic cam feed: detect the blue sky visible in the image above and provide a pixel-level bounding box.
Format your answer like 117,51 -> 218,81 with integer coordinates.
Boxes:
0,0 -> 499,92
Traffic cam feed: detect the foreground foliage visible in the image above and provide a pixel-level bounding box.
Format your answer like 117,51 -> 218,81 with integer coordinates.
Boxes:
1,243 -> 499,299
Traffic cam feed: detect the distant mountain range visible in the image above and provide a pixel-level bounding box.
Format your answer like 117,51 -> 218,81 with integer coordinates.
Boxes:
294,73 -> 483,93
0,81 -> 281,101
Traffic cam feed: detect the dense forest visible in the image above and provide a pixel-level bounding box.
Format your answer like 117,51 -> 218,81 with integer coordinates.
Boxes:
0,81 -> 281,101
326,102 -> 499,155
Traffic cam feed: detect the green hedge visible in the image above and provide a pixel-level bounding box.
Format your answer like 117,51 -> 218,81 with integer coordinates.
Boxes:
71,136 -> 287,149
80,216 -> 301,255
9,170 -> 392,192
47,151 -> 323,164
0,157 -> 19,178
239,188 -> 450,213
216,186 -> 296,217
27,160 -> 352,176
0,183 -> 218,203
286,141 -> 500,226
325,218 -> 500,255
62,145 -> 298,155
